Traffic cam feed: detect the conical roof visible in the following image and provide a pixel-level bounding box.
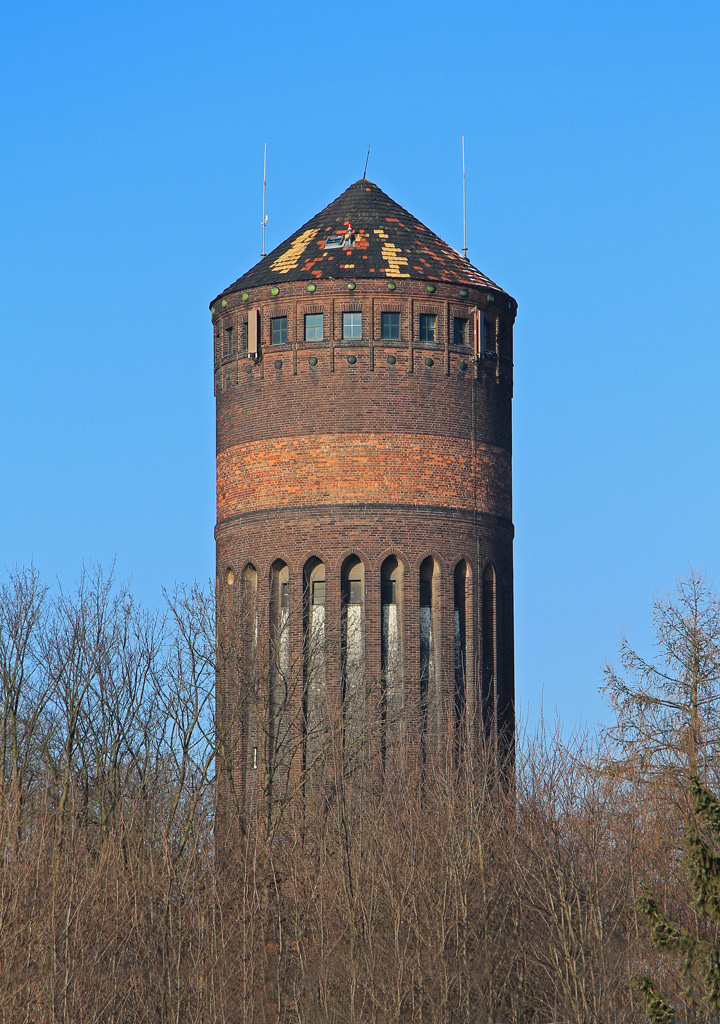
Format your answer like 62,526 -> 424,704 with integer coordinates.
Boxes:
219,180 -> 506,297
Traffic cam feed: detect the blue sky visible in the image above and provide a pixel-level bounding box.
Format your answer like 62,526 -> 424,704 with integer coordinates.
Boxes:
1,0 -> 719,730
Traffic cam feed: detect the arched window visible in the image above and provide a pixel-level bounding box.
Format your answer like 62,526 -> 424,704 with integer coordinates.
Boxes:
242,564 -> 258,778
242,564 -> 258,653
269,560 -> 290,767
303,558 -> 326,767
341,556 -> 365,729
419,557 -> 439,730
454,560 -> 469,732
381,556 -> 403,748
482,563 -> 497,735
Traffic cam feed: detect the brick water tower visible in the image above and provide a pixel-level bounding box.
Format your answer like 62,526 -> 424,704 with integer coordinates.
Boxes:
211,179 -> 517,816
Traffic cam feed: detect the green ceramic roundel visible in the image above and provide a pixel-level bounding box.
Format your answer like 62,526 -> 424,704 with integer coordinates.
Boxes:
387,355 -> 396,365
347,282 -> 356,291
460,288 -> 468,298
387,281 -> 396,291
308,356 -> 318,366
424,357 -> 434,367
271,286 -> 279,297
426,284 -> 435,294
347,354 -> 357,364
210,306 -> 215,314
459,360 -> 467,371
245,364 -> 252,374
274,360 -> 283,369
307,283 -> 317,293
222,298 -> 227,307
242,292 -> 249,302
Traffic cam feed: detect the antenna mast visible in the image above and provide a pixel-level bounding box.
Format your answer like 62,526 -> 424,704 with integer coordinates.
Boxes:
462,136 -> 468,260
363,144 -> 370,179
261,143 -> 268,258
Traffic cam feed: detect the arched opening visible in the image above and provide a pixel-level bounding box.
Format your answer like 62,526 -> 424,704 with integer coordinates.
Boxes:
226,567 -> 234,586
454,560 -> 469,734
482,563 -> 497,739
303,557 -> 326,768
242,564 -> 258,651
341,556 -> 365,741
242,564 -> 258,781
269,560 -> 290,776
381,555 -> 403,757
419,557 -> 439,734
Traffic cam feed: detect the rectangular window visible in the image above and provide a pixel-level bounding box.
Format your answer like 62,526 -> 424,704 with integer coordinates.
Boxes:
453,317 -> 468,345
381,311 -> 400,340
348,579 -> 362,604
419,313 -> 437,344
305,313 -> 323,341
475,310 -> 487,356
342,311 -> 362,340
312,580 -> 325,606
271,316 -> 287,345
381,578 -> 397,605
225,326 -> 234,356
483,314 -> 492,353
280,580 -> 289,610
248,309 -> 260,357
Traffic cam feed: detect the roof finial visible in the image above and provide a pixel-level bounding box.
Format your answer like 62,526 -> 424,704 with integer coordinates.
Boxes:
462,136 -> 468,260
363,144 -> 370,180
261,143 -> 268,258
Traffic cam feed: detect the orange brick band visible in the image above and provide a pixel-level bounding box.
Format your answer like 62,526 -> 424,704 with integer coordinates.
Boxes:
216,433 -> 511,522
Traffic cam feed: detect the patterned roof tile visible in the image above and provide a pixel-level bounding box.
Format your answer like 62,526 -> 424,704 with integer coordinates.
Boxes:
217,180 -> 508,297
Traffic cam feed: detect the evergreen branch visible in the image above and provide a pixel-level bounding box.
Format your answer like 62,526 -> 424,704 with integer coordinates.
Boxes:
631,973 -> 677,1024
691,774 -> 720,839
686,824 -> 720,924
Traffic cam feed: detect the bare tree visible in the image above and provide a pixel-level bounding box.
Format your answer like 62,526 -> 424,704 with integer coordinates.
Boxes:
603,570 -> 720,788
0,562 -> 710,1024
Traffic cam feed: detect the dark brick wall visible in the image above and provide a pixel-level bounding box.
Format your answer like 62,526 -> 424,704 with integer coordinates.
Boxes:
213,275 -> 516,808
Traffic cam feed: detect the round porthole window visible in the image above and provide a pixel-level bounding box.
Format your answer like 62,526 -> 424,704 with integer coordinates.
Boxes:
245,364 -> 252,374
347,354 -> 357,365
387,355 -> 396,365
274,359 -> 283,369
308,356 -> 318,367
459,360 -> 467,371
424,357 -> 434,367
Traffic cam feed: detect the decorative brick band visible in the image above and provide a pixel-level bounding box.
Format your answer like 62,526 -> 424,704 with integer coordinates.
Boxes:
215,501 -> 514,534
216,433 -> 511,520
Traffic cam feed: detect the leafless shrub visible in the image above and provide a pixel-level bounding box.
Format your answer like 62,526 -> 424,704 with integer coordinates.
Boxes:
0,565 -> 709,1023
